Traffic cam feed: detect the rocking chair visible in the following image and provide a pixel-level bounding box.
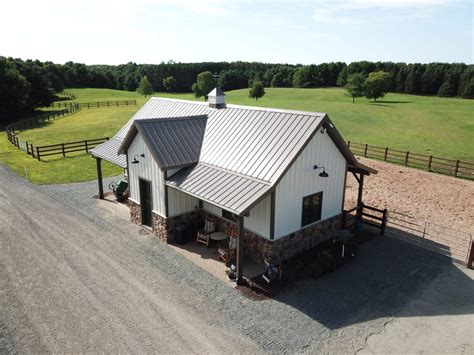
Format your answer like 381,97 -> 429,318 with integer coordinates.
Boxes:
196,217 -> 216,247
218,234 -> 237,266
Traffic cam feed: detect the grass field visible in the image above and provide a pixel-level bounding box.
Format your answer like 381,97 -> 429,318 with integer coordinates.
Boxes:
1,87 -> 472,184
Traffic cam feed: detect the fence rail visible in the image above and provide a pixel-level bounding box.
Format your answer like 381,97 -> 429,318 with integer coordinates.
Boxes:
347,141 -> 474,180
342,203 -> 388,235
6,99 -> 135,160
385,211 -> 472,265
51,100 -> 136,109
6,105 -> 80,154
28,137 -> 109,161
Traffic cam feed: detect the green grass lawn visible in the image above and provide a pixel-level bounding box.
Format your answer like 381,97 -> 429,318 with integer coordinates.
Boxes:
1,87 -> 472,184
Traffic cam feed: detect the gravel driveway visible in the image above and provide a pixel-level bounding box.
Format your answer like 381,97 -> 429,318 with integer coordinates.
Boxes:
1,165 -> 473,353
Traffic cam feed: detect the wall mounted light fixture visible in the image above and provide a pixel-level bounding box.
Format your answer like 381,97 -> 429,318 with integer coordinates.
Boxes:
313,165 -> 329,178
131,153 -> 145,164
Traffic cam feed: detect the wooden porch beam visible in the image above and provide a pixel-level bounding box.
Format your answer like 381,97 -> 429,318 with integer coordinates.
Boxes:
236,216 -> 244,285
96,157 -> 104,199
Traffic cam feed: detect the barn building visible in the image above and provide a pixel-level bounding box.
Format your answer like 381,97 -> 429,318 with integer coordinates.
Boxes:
90,88 -> 375,283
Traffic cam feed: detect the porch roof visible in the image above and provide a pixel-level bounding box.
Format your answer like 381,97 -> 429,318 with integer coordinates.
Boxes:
90,137 -> 127,168
165,163 -> 272,216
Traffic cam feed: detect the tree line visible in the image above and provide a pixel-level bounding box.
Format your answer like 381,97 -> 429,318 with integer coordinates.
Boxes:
1,56 -> 472,121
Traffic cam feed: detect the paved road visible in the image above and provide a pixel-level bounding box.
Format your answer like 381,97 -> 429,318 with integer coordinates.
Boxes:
1,164 -> 473,353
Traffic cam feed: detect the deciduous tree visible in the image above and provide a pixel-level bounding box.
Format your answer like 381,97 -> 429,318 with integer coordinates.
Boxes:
137,76 -> 153,97
249,81 -> 265,101
365,71 -> 391,102
345,73 -> 365,103
192,71 -> 216,100
162,76 -> 176,92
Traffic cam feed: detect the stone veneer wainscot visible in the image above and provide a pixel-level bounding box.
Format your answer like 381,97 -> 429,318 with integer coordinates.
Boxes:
129,204 -> 342,264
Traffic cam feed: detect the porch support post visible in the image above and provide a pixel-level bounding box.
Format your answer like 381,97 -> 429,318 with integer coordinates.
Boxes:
96,157 -> 104,199
236,215 -> 244,285
357,173 -> 364,207
356,173 -> 364,222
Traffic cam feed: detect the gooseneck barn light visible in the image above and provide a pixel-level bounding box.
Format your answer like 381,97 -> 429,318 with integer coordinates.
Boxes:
313,165 -> 329,178
131,153 -> 145,164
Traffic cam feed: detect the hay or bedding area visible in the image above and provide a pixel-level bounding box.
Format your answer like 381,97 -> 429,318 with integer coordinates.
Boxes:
345,157 -> 474,235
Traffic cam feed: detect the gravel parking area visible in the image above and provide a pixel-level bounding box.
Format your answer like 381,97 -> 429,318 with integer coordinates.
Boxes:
1,165 -> 473,353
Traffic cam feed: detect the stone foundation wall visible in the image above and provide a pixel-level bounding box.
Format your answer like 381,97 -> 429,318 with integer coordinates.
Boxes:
201,211 -> 342,264
129,200 -> 141,225
128,203 -> 341,263
152,210 -> 202,243
253,214 -> 342,263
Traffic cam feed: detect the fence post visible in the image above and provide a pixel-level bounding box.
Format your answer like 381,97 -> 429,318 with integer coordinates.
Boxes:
454,160 -> 460,177
384,147 -> 388,161
62,143 -> 66,157
364,144 -> 368,157
428,155 -> 433,171
381,209 -> 388,236
36,146 -> 40,161
347,140 -> 351,149
468,242 -> 473,269
31,144 -> 34,158
405,151 -> 409,166
85,140 -> 89,153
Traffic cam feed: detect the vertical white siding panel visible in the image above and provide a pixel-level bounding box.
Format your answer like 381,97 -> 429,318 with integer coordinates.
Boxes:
127,135 -> 165,216
274,132 -> 346,239
168,188 -> 199,217
202,197 -> 271,239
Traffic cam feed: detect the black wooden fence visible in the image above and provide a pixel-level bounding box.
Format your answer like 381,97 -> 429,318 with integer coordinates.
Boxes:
28,137 -> 109,161
347,141 -> 474,180
6,105 -> 80,155
6,99 -> 134,161
51,100 -> 136,109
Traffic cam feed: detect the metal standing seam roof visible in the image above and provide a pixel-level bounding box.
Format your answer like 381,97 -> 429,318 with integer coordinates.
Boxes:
89,138 -> 127,168
116,98 -> 210,139
165,163 -> 272,215
90,96 -> 375,215
118,116 -> 207,169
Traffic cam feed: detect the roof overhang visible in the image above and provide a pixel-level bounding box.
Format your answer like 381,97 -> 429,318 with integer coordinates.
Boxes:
89,138 -> 127,168
323,118 -> 377,176
165,163 -> 272,217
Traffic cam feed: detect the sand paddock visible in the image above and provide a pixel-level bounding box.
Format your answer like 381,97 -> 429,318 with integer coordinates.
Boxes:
345,157 -> 474,236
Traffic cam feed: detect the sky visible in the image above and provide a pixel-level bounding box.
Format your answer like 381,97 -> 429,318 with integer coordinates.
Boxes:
0,0 -> 472,65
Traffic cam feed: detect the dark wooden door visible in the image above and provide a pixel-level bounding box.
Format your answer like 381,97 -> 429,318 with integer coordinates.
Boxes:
139,179 -> 152,227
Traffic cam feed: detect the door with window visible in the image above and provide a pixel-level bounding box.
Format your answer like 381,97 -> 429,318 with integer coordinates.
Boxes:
139,178 -> 152,227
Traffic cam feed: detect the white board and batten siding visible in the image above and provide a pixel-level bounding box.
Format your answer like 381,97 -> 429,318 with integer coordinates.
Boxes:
127,135 -> 167,217
202,195 -> 271,239
274,130 -> 346,239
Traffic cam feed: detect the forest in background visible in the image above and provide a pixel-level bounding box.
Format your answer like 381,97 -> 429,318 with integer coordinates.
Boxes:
1,56 -> 473,121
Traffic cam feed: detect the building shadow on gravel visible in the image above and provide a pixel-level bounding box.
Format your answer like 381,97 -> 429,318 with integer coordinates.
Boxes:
274,236 -> 474,330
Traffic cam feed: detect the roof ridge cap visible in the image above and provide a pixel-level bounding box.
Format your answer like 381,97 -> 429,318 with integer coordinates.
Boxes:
225,104 -> 326,117
134,115 -> 208,124
150,96 -> 209,106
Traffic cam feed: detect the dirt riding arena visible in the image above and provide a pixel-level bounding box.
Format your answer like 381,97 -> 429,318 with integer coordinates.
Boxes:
345,157 -> 474,237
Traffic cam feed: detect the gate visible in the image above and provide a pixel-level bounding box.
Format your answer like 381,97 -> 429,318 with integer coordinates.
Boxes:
386,211 -> 473,265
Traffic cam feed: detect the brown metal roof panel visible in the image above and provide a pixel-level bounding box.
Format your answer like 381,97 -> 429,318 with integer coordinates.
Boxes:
165,163 -> 271,215
135,116 -> 207,169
